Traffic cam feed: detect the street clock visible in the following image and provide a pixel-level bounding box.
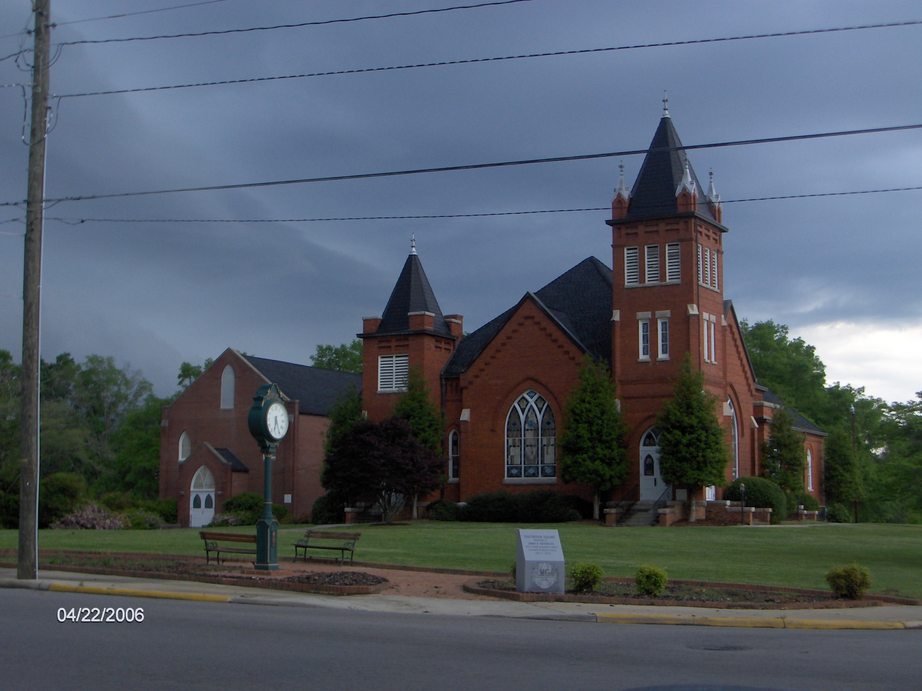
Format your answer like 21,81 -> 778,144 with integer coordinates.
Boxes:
248,383 -> 289,449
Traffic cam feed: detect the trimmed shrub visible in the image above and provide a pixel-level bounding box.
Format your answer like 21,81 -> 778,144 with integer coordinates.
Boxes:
724,476 -> 787,524
426,499 -> 460,521
569,562 -> 603,593
40,472 -> 88,528
458,491 -> 520,522
222,492 -> 263,523
311,492 -> 345,525
140,498 -> 177,524
123,508 -> 164,530
458,491 -> 587,523
635,565 -> 668,597
826,502 -> 852,523
51,503 -> 127,530
826,564 -> 871,600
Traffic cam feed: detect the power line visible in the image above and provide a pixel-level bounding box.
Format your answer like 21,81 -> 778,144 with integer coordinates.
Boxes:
38,186 -> 922,226
55,19 -> 922,100
52,0 -> 233,27
57,0 -> 536,46
18,123 -> 919,206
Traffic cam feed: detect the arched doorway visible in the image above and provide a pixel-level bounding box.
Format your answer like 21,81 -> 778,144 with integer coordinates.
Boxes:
189,466 -> 216,527
639,428 -> 668,501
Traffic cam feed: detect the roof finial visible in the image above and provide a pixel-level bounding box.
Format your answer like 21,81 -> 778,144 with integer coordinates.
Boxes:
707,169 -> 720,204
410,234 -> 417,255
662,90 -> 670,118
613,160 -> 630,201
676,156 -> 696,197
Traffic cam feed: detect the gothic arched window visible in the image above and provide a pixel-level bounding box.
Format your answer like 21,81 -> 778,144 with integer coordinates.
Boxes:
505,390 -> 556,479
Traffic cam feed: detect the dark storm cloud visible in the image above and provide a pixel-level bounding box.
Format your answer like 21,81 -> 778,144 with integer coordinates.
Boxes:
1,0 -> 920,400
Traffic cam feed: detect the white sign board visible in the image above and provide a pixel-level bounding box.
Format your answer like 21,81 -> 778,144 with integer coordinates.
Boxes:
516,529 -> 565,594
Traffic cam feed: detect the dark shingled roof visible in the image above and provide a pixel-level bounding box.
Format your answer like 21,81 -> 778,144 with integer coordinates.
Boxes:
620,115 -> 721,225
760,387 -> 826,436
376,252 -> 452,337
444,256 -> 612,377
213,447 -> 249,473
242,354 -> 361,416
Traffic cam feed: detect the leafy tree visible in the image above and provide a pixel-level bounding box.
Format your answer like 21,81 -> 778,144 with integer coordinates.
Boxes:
101,395 -> 167,499
321,418 -> 441,522
310,339 -> 363,374
560,356 -> 627,520
740,320 -> 827,424
177,358 -> 213,390
761,407 -> 806,497
657,355 -> 727,518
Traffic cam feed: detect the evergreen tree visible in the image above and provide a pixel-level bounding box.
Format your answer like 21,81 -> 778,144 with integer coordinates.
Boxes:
560,356 -> 627,520
393,368 -> 442,453
823,426 -> 862,522
657,355 -> 727,516
394,368 -> 443,516
761,407 -> 806,496
323,386 -> 363,457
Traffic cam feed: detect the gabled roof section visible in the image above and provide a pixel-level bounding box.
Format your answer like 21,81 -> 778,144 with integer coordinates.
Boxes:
759,387 -> 826,436
620,115 -> 722,226
210,445 -> 249,473
242,354 -> 361,416
376,251 -> 452,337
444,257 -> 612,377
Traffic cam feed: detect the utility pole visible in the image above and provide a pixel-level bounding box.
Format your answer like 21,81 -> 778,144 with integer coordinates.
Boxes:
18,0 -> 51,581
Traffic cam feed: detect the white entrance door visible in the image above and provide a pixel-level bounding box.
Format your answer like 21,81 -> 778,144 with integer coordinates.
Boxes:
189,466 -> 216,527
639,429 -> 669,501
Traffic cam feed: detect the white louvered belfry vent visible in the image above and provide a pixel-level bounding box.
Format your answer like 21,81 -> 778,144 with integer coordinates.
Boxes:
624,247 -> 640,285
666,243 -> 680,282
645,245 -> 660,283
378,354 -> 409,392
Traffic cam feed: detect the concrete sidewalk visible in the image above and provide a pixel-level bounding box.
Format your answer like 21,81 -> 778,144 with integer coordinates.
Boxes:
2,567 -> 920,630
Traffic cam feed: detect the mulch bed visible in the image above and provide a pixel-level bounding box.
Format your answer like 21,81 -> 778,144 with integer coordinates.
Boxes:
466,578 -> 920,609
0,549 -> 389,596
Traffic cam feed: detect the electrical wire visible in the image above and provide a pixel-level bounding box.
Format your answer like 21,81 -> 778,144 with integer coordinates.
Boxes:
18,123 -> 919,206
52,0 -> 233,27
54,19 -> 922,100
57,0 -> 537,46
38,186 -> 922,227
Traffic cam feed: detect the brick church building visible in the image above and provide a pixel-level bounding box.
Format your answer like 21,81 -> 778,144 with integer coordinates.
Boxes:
160,110 -> 825,527
361,109 -> 825,511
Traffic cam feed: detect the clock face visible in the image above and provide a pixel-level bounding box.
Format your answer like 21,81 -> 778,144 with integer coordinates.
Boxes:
266,401 -> 289,441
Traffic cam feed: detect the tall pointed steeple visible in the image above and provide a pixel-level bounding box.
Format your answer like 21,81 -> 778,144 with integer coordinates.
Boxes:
619,112 -> 718,224
376,239 -> 451,337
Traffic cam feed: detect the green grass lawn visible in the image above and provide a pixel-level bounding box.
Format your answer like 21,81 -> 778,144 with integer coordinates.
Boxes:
2,521 -> 920,599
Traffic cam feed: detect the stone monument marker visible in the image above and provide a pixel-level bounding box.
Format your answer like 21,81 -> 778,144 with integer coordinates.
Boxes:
516,529 -> 565,594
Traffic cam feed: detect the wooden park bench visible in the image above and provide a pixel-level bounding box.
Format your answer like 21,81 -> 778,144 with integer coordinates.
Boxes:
294,529 -> 360,564
199,531 -> 257,565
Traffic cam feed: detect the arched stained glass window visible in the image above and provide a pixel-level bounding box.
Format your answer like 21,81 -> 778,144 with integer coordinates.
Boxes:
505,390 -> 556,479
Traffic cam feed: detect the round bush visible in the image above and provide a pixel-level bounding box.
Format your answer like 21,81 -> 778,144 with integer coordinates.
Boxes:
826,564 -> 871,600
311,492 -> 344,525
569,562 -> 603,593
40,472 -> 88,528
635,565 -> 668,597
426,499 -> 460,521
222,492 -> 264,524
724,476 -> 787,524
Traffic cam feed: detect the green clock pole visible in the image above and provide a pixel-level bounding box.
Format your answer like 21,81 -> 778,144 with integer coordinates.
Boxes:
248,383 -> 288,572
255,442 -> 278,571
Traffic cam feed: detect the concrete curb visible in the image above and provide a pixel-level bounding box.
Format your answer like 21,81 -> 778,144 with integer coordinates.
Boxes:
594,611 -> 912,630
3,576 -> 919,629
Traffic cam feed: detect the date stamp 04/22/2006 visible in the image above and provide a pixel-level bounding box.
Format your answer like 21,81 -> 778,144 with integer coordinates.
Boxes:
57,606 -> 145,623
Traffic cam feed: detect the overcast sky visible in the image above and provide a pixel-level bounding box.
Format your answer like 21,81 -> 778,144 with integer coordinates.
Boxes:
1,0 -> 920,404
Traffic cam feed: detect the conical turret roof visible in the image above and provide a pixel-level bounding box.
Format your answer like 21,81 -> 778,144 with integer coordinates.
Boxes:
622,114 -> 719,224
376,248 -> 451,337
